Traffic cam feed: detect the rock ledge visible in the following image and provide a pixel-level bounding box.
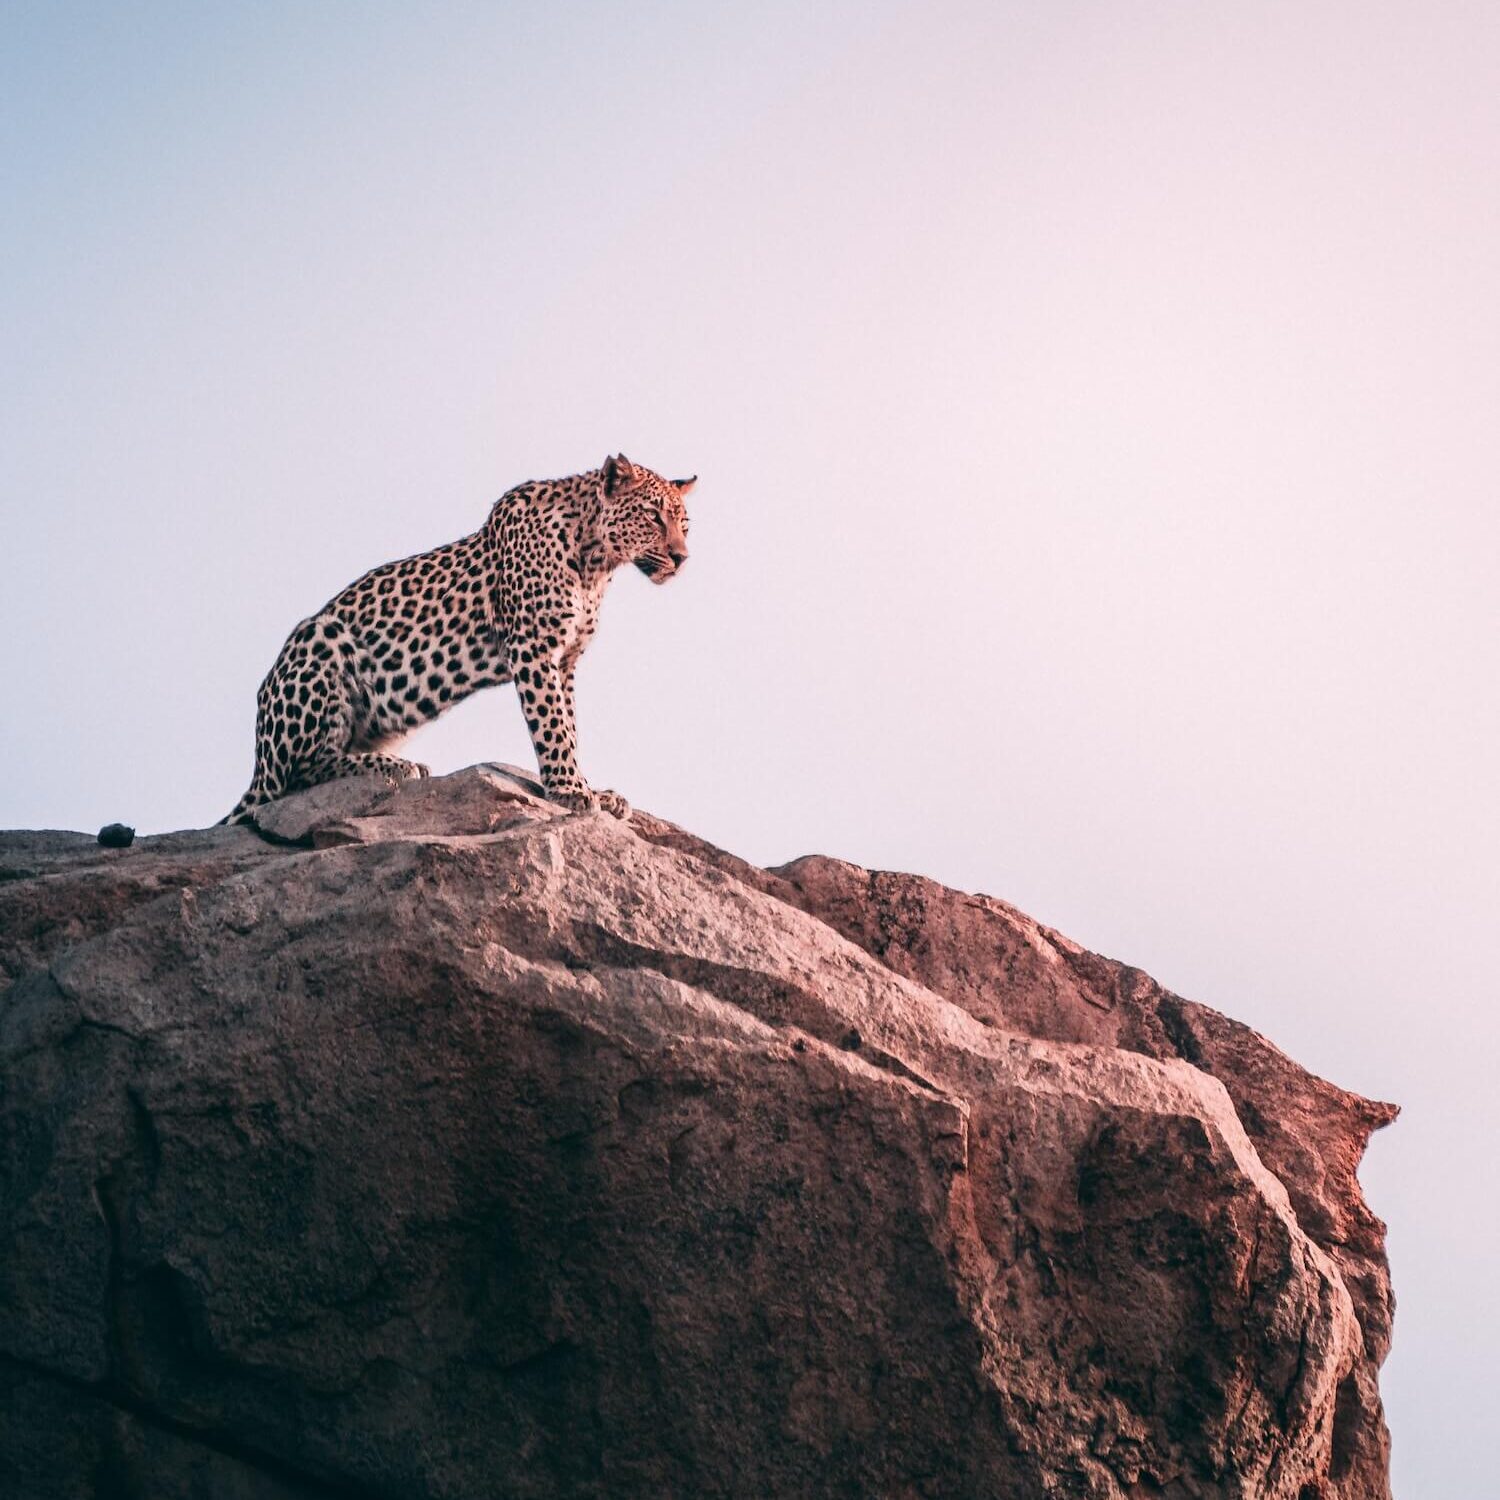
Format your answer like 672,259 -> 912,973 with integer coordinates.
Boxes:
0,766 -> 1397,1499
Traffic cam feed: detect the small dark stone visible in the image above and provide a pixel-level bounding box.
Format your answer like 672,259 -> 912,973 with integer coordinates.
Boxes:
840,1027 -> 862,1051
97,823 -> 135,848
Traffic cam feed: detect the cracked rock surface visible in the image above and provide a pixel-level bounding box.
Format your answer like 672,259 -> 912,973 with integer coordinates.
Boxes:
0,766 -> 1397,1498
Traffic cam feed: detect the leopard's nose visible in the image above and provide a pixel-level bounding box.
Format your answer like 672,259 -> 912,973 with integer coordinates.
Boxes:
668,545 -> 689,569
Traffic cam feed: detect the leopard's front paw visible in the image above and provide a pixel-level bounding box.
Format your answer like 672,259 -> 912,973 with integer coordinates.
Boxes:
595,789 -> 631,820
549,786 -> 600,814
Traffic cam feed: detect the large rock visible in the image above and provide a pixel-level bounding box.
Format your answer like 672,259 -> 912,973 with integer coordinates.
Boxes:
0,766 -> 1396,1498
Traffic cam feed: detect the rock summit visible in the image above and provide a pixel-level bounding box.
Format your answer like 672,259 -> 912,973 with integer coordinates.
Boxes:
0,766 -> 1397,1498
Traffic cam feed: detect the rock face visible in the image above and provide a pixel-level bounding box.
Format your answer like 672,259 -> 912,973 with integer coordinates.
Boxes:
0,767 -> 1397,1499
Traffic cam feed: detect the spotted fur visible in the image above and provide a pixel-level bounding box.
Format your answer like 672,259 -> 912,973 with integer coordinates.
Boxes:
221,455 -> 694,825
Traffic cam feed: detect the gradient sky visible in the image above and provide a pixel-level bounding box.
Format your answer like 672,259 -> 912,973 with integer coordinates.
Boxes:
3,4 -> 1497,1492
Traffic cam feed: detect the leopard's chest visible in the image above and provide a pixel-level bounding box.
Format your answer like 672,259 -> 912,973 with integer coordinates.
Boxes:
565,583 -> 606,655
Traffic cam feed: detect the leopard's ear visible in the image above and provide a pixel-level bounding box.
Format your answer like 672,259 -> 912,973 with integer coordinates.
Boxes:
672,475 -> 697,496
603,454 -> 642,495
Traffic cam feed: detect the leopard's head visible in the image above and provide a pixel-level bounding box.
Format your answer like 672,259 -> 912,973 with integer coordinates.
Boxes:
601,455 -> 696,584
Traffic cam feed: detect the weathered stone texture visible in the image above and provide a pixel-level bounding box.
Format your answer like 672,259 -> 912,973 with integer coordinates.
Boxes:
0,767 -> 1396,1498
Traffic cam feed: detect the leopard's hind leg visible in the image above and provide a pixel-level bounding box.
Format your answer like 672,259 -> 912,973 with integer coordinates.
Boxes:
292,665 -> 431,793
306,752 -> 431,786
220,630 -> 361,821
219,660 -> 307,825
299,642 -> 431,791
220,619 -> 432,824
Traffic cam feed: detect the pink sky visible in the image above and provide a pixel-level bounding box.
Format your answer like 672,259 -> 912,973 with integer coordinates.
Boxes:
3,5 -> 1497,1490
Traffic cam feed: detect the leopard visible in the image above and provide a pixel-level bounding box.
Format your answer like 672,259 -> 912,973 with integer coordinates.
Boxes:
220,455 -> 694,825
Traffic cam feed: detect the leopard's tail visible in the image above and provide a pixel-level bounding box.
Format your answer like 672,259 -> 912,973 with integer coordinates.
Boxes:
218,779 -> 275,826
